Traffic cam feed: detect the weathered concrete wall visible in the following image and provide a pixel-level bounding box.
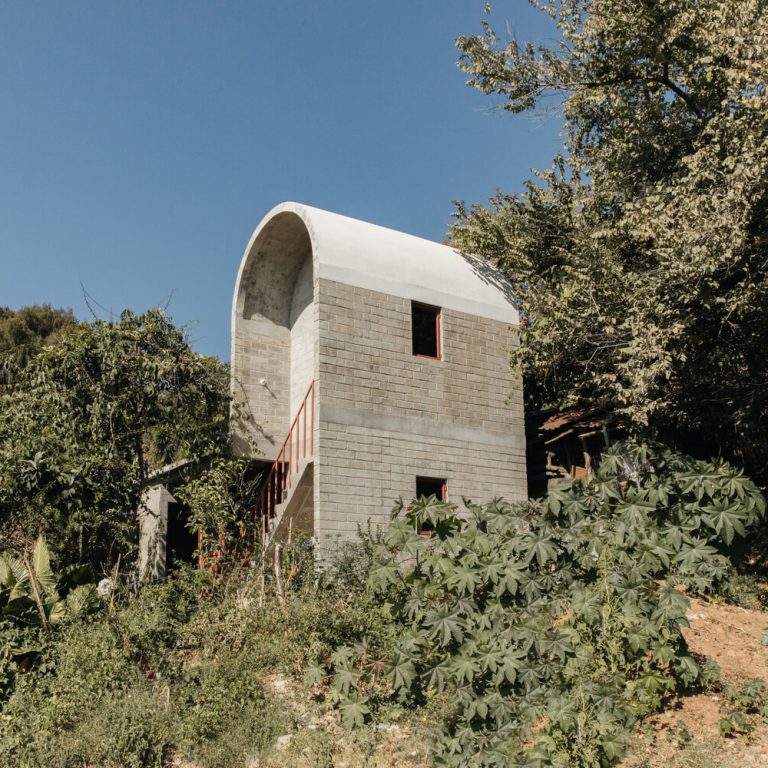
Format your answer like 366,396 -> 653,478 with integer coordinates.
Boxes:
138,484 -> 176,581
315,278 -> 526,556
289,253 -> 315,416
232,317 -> 289,459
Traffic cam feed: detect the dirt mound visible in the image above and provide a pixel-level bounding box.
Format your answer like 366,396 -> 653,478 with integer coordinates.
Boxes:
623,598 -> 768,767
684,597 -> 768,683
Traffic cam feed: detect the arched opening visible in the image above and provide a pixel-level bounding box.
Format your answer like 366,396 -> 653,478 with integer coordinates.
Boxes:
232,212 -> 316,461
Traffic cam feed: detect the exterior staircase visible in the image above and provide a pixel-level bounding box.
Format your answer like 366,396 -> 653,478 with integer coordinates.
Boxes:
256,380 -> 315,545
266,459 -> 314,543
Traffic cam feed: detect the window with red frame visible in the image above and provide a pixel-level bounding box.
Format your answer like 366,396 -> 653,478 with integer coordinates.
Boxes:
411,302 -> 441,359
416,476 -> 447,535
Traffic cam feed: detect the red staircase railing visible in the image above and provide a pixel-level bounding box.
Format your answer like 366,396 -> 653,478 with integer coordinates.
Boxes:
257,379 -> 315,540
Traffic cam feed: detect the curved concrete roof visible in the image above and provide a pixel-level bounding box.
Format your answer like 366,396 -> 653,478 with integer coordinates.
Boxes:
233,201 -> 518,326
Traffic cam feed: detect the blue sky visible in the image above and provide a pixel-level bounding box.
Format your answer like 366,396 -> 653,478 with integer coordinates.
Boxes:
0,1 -> 561,360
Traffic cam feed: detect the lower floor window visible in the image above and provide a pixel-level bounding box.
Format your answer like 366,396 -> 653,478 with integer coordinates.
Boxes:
415,476 -> 447,535
416,476 -> 446,500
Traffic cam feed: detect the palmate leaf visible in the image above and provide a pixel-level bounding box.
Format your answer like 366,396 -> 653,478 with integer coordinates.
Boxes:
331,662 -> 360,696
477,558 -> 506,585
427,659 -> 451,692
494,564 -> 524,597
675,537 -> 718,570
652,585 -> 690,625
303,663 -> 325,688
424,606 -> 464,647
547,695 -> 576,729
702,499 -> 747,545
516,658 -> 545,693
651,641 -> 676,665
635,539 -> 672,571
626,629 -> 649,654
493,650 -> 524,685
662,523 -> 684,551
522,533 -> 558,567
447,565 -> 482,595
451,654 -> 480,685
368,558 -> 399,590
538,631 -> 571,662
674,654 -> 700,685
338,694 -> 370,729
615,494 -> 657,527
519,571 -> 545,602
476,646 -> 504,674
386,653 -> 416,691
383,518 -> 419,549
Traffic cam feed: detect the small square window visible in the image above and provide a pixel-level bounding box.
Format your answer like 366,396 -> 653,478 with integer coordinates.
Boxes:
411,302 -> 441,359
416,476 -> 446,501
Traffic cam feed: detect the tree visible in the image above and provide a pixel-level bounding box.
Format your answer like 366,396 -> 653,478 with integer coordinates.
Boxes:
0,309 -> 231,567
0,305 -> 76,378
451,1 -> 768,477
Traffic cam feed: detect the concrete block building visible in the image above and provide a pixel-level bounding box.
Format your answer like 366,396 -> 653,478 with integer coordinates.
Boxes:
232,202 -> 527,557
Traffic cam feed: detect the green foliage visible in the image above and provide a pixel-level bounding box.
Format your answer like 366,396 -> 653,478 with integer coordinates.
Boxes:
324,442 -> 765,766
718,679 -> 768,737
175,458 -> 262,563
0,536 -> 100,698
0,618 -> 169,768
0,304 -> 76,373
0,308 -> 231,566
0,547 -> 393,768
452,1 -> 768,475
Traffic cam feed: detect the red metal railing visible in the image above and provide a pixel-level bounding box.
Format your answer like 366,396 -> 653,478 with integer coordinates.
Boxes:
257,379 -> 315,540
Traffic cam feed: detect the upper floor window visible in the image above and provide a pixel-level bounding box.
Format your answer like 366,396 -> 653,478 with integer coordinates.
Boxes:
412,302 -> 441,359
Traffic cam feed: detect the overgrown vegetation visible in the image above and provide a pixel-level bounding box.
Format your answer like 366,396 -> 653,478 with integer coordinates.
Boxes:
318,442 -> 766,766
0,547 -> 392,768
0,306 -> 766,766
0,308 -> 231,567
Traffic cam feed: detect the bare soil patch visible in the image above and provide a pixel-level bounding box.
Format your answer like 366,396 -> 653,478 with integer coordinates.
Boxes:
622,597 -> 768,768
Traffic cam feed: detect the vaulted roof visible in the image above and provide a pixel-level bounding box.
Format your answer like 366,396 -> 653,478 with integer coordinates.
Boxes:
233,201 -> 518,326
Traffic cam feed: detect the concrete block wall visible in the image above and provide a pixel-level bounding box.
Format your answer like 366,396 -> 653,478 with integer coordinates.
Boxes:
289,254 -> 316,415
314,278 -> 526,555
138,484 -> 176,581
231,317 -> 290,459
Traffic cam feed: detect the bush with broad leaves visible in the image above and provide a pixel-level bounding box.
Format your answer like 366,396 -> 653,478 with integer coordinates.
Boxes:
314,442 -> 765,767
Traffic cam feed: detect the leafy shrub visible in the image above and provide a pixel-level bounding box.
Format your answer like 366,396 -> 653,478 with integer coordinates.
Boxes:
719,679 -> 768,737
0,545 -> 391,768
0,309 -> 231,568
321,442 -> 765,767
0,620 -> 168,768
117,564 -> 215,676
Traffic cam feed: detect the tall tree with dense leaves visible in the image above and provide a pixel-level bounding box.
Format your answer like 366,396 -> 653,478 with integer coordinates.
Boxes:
0,305 -> 76,376
452,0 -> 768,476
0,309 -> 231,567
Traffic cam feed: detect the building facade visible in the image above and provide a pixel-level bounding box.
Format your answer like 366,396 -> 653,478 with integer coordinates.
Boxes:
232,202 -> 527,557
